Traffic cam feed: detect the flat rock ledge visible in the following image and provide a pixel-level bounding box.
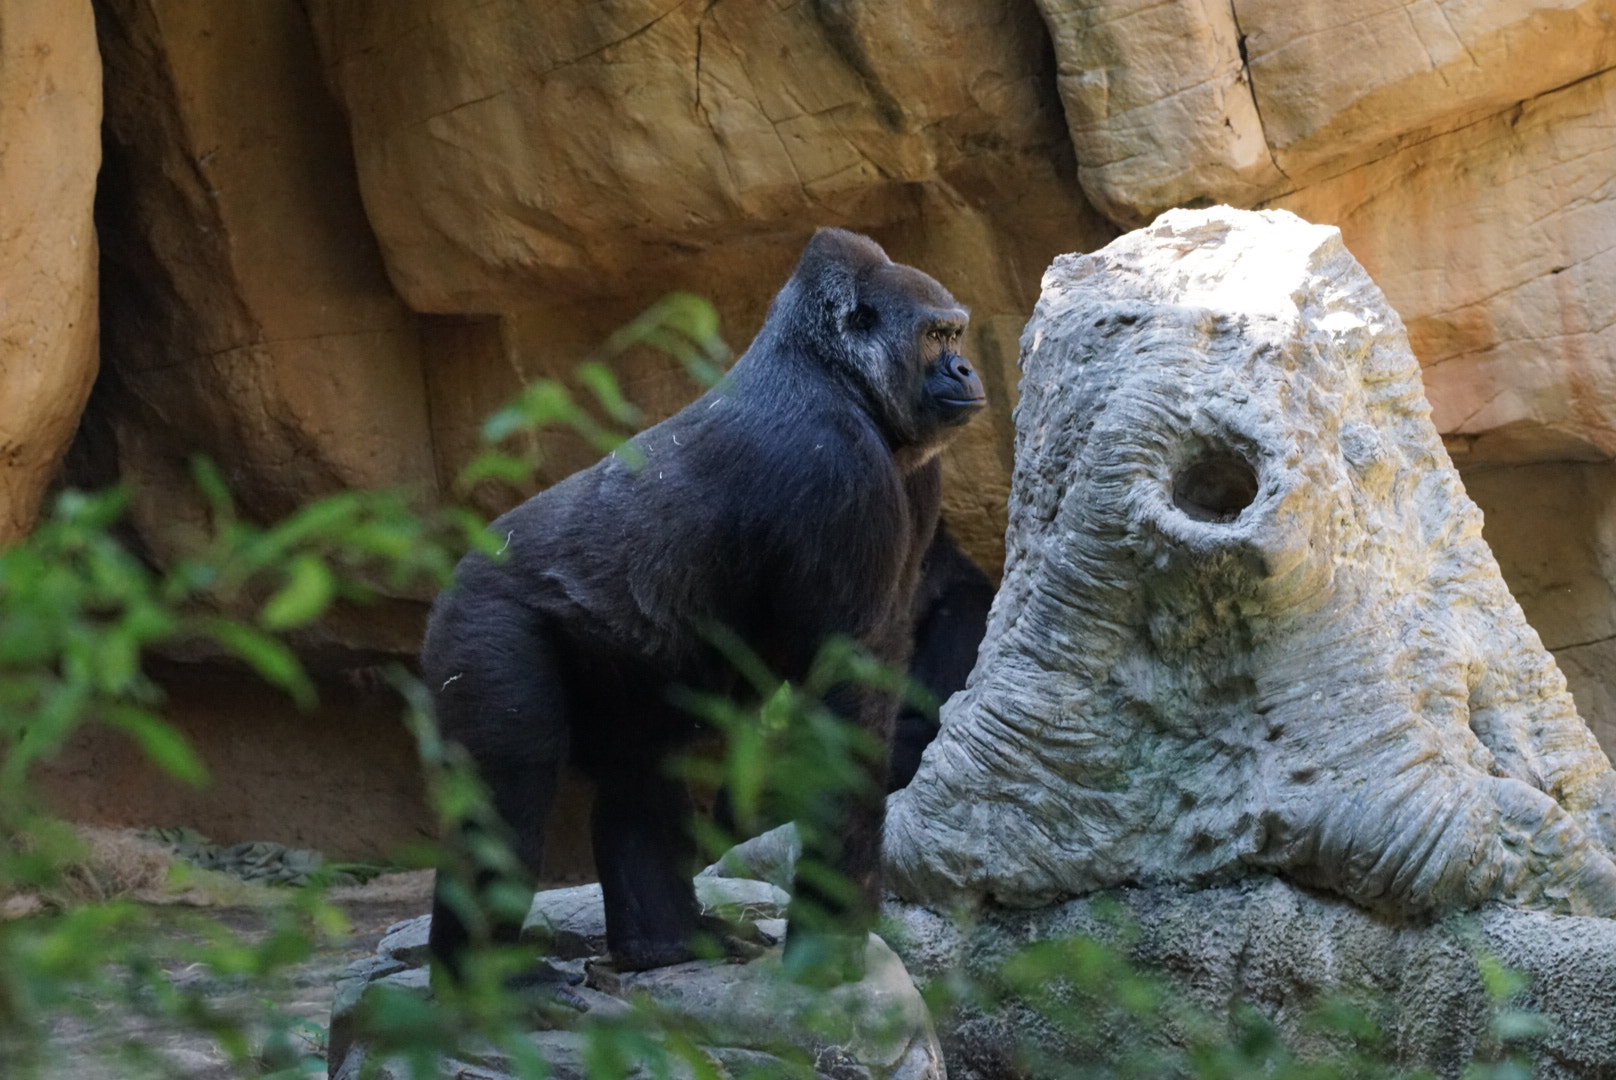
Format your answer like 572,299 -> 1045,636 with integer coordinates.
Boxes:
326,874 -> 943,1080
885,877 -> 1616,1080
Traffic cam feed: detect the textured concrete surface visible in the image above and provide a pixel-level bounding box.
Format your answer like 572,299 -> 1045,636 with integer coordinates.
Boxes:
887,208 -> 1616,920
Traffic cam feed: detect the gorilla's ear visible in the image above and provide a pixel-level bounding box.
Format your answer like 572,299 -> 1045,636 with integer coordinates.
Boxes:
793,228 -> 890,324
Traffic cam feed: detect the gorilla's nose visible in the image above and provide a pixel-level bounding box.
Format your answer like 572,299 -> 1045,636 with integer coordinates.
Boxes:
949,355 -> 986,403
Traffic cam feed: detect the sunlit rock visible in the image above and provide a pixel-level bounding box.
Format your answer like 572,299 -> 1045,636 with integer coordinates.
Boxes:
886,207 -> 1616,920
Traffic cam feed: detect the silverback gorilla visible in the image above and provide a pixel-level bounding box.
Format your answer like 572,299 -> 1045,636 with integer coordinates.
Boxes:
421,228 -> 986,984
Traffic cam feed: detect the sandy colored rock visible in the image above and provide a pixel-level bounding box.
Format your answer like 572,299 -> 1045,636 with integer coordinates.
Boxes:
0,0 -> 101,541
887,208 -> 1616,920
1034,0 -> 1282,227
1274,67 -> 1616,466
1041,0 -> 1616,225
90,0 -> 436,544
1241,0 -> 1616,181
305,0 -> 1115,573
308,0 -> 1066,309
1464,462 -> 1616,757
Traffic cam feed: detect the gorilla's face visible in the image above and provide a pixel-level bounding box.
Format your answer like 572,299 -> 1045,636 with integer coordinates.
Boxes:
847,261 -> 984,450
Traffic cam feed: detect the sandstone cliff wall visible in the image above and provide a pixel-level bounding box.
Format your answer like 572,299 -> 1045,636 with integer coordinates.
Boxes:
7,0 -> 1616,858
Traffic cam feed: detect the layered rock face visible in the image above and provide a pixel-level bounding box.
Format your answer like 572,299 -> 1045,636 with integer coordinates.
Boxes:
89,0 -> 437,569
1037,0 -> 1616,750
0,1 -> 101,542
10,0 -> 1616,854
886,209 -> 1616,920
301,0 -> 1113,564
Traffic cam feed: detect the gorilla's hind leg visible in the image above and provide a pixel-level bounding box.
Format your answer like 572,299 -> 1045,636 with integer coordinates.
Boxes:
427,753 -> 562,982
591,765 -> 708,971
424,604 -> 570,984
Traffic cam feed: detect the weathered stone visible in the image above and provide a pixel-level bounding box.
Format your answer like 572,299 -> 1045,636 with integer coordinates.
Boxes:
1463,463 -> 1616,758
1242,0 -> 1616,183
614,938 -> 943,1080
307,0 -> 1067,309
1273,66 -> 1616,467
523,883 -> 607,960
324,955 -> 407,1076
334,872 -> 940,1080
886,879 -> 1616,1079
1035,0 -> 1283,227
692,875 -> 791,924
89,0 -> 436,548
886,207 -> 1616,920
375,915 -> 431,967
0,0 -> 101,541
696,823 -> 800,892
1040,0 -> 1616,226
521,876 -> 790,960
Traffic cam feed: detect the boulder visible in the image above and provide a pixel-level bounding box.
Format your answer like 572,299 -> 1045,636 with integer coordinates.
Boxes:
1035,0 -> 1283,227
0,0 -> 101,541
1462,463 -> 1616,758
886,207 -> 1616,920
306,0 -> 1071,310
876,207 -> 1616,1078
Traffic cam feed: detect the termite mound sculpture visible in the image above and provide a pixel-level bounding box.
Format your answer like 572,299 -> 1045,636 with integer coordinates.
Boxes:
885,207 -> 1616,921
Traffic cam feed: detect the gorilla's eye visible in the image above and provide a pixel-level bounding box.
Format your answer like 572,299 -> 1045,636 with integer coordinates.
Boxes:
1172,454 -> 1259,523
847,304 -> 879,333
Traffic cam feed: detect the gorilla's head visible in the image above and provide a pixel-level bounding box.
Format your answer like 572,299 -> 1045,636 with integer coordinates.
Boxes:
771,228 -> 986,456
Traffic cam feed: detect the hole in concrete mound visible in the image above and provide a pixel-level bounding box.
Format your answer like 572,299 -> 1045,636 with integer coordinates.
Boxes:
1172,454 -> 1259,523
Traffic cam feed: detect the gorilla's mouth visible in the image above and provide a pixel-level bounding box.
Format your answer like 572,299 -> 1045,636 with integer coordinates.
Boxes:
934,396 -> 987,426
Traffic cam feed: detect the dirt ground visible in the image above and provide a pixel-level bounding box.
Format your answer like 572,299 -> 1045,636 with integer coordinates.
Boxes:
39,871 -> 436,1080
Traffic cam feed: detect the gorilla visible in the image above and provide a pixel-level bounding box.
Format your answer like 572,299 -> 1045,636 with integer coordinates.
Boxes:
421,228 -> 986,982
890,525 -> 995,792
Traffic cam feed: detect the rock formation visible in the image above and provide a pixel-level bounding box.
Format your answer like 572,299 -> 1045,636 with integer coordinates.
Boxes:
5,0 -> 1614,865
90,0 -> 436,555
326,875 -> 943,1080
0,1 -> 101,542
886,207 -> 1616,920
887,880 -> 1616,1079
1043,0 -> 1616,228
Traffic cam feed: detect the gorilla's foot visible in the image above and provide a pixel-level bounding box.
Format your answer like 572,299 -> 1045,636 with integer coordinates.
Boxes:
603,917 -> 770,973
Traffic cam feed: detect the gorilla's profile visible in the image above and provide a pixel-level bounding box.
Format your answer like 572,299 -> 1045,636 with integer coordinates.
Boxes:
423,229 -> 986,983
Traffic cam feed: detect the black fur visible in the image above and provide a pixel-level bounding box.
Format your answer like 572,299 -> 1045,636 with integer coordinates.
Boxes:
889,526 -> 995,792
421,228 -> 985,980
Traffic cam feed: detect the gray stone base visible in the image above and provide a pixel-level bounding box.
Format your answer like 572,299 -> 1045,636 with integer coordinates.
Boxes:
326,876 -> 943,1080
885,877 -> 1616,1080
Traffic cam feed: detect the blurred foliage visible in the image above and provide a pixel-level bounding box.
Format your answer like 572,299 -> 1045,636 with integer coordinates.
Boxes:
0,294 -> 1561,1079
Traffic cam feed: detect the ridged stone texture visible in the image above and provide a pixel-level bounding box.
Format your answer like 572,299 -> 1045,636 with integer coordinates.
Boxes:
885,207 -> 1616,920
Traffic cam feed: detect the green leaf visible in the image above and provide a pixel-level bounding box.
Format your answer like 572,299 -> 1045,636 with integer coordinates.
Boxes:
189,456 -> 235,517
206,619 -> 315,709
261,555 -> 335,630
106,706 -> 209,786
456,452 -> 537,491
576,361 -> 644,427
482,381 -> 579,443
